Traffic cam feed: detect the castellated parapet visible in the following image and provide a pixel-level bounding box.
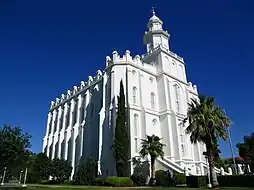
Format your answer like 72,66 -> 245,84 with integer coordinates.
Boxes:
187,82 -> 198,94
50,69 -> 103,110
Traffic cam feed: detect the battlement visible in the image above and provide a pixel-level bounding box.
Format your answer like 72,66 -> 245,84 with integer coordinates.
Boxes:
50,70 -> 103,110
187,82 -> 198,94
105,50 -> 142,67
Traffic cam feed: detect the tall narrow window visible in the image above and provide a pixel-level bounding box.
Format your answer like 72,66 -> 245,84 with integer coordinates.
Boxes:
66,103 -> 70,127
54,112 -> 58,133
132,87 -> 137,104
174,84 -> 181,113
59,111 -> 63,131
134,138 -> 138,152
80,97 -> 84,123
134,114 -> 138,136
72,101 -> 77,126
150,93 -> 155,109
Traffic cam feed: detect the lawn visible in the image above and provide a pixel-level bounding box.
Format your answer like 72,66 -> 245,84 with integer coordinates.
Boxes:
25,185 -> 254,190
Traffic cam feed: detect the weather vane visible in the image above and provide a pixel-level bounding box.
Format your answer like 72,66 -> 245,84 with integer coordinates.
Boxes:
151,7 -> 156,16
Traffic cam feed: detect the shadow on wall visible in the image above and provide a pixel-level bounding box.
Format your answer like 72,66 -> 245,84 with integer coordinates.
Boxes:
100,70 -> 116,177
132,157 -> 150,179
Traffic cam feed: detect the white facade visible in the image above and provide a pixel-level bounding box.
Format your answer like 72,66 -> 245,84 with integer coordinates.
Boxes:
42,11 -> 208,178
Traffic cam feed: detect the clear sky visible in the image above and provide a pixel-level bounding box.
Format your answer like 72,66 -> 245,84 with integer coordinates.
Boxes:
0,0 -> 253,158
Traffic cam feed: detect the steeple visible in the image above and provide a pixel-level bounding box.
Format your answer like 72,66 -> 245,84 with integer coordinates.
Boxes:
144,8 -> 170,53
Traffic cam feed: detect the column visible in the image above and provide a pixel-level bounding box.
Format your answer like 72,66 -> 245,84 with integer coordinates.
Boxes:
43,113 -> 52,153
58,105 -> 65,158
46,112 -> 52,136
51,110 -> 57,159
65,99 -> 74,161
63,103 -> 70,160
55,107 -> 63,158
71,97 -> 82,178
77,94 -> 82,125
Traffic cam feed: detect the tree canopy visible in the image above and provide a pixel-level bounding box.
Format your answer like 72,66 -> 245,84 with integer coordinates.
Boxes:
139,134 -> 164,183
0,124 -> 32,177
112,80 -> 129,177
184,95 -> 231,187
237,132 -> 254,172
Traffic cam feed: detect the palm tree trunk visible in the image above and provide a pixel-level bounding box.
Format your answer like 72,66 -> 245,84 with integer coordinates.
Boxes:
151,157 -> 155,179
149,156 -> 156,186
208,150 -> 219,188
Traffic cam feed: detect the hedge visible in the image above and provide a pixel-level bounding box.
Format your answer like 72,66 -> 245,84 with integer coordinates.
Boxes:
186,176 -> 207,188
218,175 -> 254,187
94,176 -> 133,187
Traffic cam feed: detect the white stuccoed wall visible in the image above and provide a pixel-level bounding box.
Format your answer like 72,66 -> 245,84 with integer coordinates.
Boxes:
42,11 -> 207,178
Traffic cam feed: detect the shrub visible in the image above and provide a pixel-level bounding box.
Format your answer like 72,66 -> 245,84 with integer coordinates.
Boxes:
218,174 -> 254,187
155,170 -> 175,187
130,172 -> 147,186
186,176 -> 207,188
103,176 -> 133,187
175,173 -> 186,185
94,177 -> 106,186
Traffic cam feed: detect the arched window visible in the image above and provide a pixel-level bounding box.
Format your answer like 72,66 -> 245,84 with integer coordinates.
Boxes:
134,114 -> 138,136
174,84 -> 181,113
150,93 -> 155,109
132,87 -> 137,104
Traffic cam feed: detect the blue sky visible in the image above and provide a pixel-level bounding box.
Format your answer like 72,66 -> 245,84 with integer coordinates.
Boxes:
0,0 -> 253,157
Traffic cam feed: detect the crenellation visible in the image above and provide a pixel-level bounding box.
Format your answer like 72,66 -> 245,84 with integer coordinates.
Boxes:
187,82 -> 198,93
61,94 -> 65,102
50,101 -> 55,109
73,86 -> 78,94
133,55 -> 141,64
96,70 -> 102,79
55,98 -> 60,105
106,56 -> 112,66
123,50 -> 132,61
88,76 -> 93,85
67,90 -> 72,98
112,50 -> 119,61
80,81 -> 85,89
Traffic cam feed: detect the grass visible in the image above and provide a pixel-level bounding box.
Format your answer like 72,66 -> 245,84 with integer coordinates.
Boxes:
25,185 -> 254,190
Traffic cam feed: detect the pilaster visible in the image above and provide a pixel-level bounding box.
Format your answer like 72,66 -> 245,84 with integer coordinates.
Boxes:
46,112 -> 52,136
56,106 -> 63,158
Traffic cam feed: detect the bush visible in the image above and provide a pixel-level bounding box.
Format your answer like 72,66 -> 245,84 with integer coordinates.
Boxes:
175,173 -> 186,185
94,177 -> 106,186
155,170 -> 175,187
186,176 -> 207,188
218,174 -> 254,187
96,176 -> 133,187
130,172 -> 147,186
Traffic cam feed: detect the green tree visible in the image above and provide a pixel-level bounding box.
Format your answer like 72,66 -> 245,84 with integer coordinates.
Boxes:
73,157 -> 97,185
50,158 -> 72,183
112,80 -> 129,177
184,95 -> 231,188
28,152 -> 51,182
139,135 -> 165,185
0,124 -> 31,178
236,132 -> 254,172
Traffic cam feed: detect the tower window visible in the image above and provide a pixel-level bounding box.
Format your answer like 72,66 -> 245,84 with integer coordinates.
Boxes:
150,93 -> 156,109
134,114 -> 138,136
132,87 -> 137,104
174,84 -> 181,113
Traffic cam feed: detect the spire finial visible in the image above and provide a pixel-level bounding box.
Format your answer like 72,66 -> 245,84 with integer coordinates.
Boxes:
151,7 -> 155,16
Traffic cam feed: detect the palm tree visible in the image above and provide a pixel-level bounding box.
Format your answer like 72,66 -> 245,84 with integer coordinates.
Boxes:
139,135 -> 165,185
184,95 -> 231,188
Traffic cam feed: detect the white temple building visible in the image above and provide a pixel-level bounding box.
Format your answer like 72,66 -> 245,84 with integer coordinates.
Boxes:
42,10 -> 209,178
